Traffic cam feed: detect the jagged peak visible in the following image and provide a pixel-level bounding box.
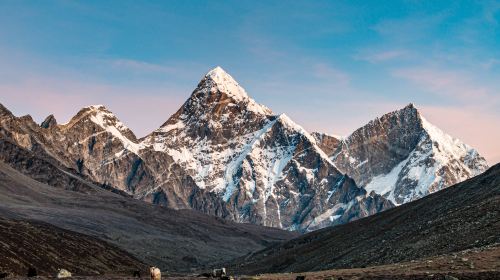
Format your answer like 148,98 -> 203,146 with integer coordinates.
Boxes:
73,104 -> 118,120
342,103 -> 424,146
199,66 -> 250,103
40,114 -> 57,129
65,104 -> 110,122
405,102 -> 416,109
170,67 -> 273,121
390,103 -> 419,117
19,114 -> 34,122
366,103 -> 421,127
84,104 -> 107,111
202,67 -> 272,115
0,103 -> 14,118
63,104 -> 138,142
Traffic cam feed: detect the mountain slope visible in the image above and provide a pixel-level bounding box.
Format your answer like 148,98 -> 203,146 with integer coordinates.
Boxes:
0,136 -> 297,272
313,104 -> 488,205
229,163 -> 500,275
0,102 -> 155,195
0,216 -> 147,277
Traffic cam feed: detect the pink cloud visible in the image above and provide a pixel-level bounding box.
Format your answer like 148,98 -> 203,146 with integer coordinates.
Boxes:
312,63 -> 351,86
392,67 -> 494,101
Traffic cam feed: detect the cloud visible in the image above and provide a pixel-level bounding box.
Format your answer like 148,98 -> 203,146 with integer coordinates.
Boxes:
355,50 -> 410,63
481,58 -> 500,70
312,63 -> 351,86
107,59 -> 177,74
372,13 -> 446,43
482,0 -> 500,25
392,67 -> 493,101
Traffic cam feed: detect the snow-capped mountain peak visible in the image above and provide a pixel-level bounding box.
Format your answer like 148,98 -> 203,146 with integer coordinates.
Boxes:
143,67 -> 275,151
420,114 -> 482,168
86,104 -> 107,111
204,66 -> 248,102
61,105 -> 139,154
195,66 -> 272,116
314,103 -> 488,205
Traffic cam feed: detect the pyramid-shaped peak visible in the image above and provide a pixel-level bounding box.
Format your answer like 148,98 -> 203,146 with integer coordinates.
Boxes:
207,66 -> 228,76
200,66 -> 250,103
205,66 -> 234,83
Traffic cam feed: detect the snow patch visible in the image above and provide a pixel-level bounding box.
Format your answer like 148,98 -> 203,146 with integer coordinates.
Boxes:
88,109 -> 140,154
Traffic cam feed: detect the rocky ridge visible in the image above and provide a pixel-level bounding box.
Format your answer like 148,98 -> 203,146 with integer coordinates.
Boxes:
313,104 -> 488,205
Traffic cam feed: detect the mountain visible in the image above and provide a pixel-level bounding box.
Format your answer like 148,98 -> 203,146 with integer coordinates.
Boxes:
0,135 -> 297,272
313,104 -> 488,205
229,163 -> 500,275
138,67 -> 392,230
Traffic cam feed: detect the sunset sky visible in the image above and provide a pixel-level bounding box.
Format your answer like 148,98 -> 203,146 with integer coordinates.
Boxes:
0,1 -> 499,163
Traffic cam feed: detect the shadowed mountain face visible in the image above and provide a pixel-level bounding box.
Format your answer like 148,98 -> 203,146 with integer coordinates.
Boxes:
313,104 -> 488,205
0,217 -> 147,277
0,67 -> 393,231
0,136 -> 297,273
229,163 -> 500,275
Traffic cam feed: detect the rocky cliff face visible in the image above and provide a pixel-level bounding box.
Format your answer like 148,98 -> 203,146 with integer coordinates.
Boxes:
313,104 -> 488,205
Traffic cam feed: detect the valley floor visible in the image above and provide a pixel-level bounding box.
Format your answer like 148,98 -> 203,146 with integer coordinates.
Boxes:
5,244 -> 500,279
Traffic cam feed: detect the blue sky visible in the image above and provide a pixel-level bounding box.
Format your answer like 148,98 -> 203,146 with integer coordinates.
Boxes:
0,0 -> 499,163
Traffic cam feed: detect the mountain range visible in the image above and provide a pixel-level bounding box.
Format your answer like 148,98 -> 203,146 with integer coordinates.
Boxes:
0,137 -> 296,273
0,66 -> 488,231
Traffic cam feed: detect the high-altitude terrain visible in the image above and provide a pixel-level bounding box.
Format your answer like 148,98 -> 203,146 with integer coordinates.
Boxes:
229,163 -> 500,275
313,104 -> 488,205
0,67 -> 487,232
0,135 -> 296,274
